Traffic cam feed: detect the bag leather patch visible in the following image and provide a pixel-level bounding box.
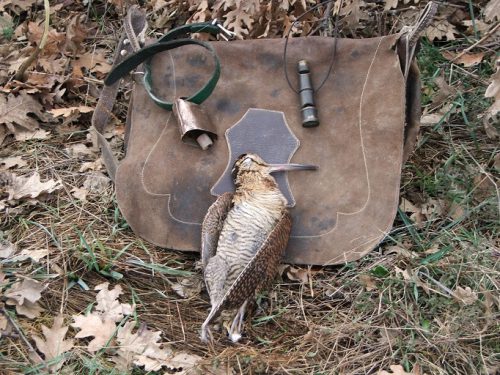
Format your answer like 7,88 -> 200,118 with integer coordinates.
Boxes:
212,108 -> 300,207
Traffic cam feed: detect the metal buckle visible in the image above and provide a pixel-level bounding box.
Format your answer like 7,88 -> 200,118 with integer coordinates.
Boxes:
211,19 -> 236,41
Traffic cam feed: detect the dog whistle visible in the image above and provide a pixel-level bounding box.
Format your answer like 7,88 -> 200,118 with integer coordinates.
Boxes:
174,99 -> 217,150
297,60 -> 319,128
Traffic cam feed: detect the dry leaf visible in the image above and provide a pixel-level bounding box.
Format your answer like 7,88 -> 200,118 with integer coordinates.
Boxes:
359,274 -> 377,291
0,0 -> 38,14
4,278 -> 45,318
0,240 -> 16,259
472,174 -> 496,203
113,321 -> 173,371
431,76 -> 457,108
8,299 -> 44,319
14,129 -> 50,141
65,14 -> 87,54
399,197 -> 424,228
447,201 -> 465,221
38,57 -> 67,75
339,0 -> 368,29
441,51 -> 486,67
1,171 -> 62,201
71,186 -> 88,201
223,9 -> 254,39
71,283 -> 133,352
79,158 -> 103,172
32,315 -> 74,372
166,352 -> 203,371
171,278 -> 202,298
394,266 -> 412,281
49,106 -> 93,118
286,266 -> 309,283
0,156 -> 27,170
83,172 -> 111,195
94,282 -> 133,322
72,51 -> 112,77
484,58 -> 499,139
426,18 -> 458,41
484,0 -> 500,22
65,143 -> 95,157
7,248 -> 49,263
71,312 -> 117,352
0,313 -> 8,336
378,364 -> 419,375
0,91 -> 48,144
71,282 -> 133,352
112,321 -> 201,372
385,245 -> 418,259
27,21 -> 65,56
384,0 -> 398,11
453,286 -> 478,305
4,278 -> 44,305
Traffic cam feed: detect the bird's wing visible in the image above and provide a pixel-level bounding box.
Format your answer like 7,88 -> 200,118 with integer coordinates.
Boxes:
209,211 -> 292,318
201,192 -> 233,270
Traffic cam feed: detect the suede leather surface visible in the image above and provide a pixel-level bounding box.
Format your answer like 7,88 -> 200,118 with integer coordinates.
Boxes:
116,34 -> 419,265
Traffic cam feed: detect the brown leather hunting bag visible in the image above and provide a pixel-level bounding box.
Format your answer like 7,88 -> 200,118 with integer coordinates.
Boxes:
93,5 -> 436,265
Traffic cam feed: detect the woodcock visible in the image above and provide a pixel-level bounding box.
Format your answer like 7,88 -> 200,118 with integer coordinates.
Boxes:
201,153 -> 317,342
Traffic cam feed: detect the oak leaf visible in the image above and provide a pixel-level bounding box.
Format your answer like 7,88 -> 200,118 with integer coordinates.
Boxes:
1,171 -> 62,201
70,187 -> 88,201
426,18 -> 458,41
0,91 -> 48,144
4,278 -> 44,305
27,21 -> 65,56
72,51 -> 112,77
0,0 -> 38,14
113,321 -> 172,371
224,9 -> 254,38
359,274 -> 377,291
286,266 -> 309,284
453,286 -> 478,305
0,240 -> 16,259
32,315 -> 74,372
94,282 -> 133,322
170,278 -> 202,298
82,172 -> 111,195
71,313 -> 117,352
441,51 -> 486,67
111,321 -> 201,373
384,0 -> 398,11
0,156 -> 27,170
484,0 -> 499,22
49,106 -> 93,118
4,278 -> 45,318
13,299 -> 45,318
378,364 -> 422,375
484,59 -> 499,139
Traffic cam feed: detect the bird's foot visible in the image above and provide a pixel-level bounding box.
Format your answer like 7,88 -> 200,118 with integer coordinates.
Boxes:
229,331 -> 242,343
200,323 -> 213,343
227,300 -> 248,343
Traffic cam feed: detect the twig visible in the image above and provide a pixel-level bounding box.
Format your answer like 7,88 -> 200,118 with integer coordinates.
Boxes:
450,22 -> 500,63
14,0 -> 50,81
1,307 -> 49,372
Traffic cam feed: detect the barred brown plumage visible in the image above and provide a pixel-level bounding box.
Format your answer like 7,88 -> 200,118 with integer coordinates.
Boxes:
200,153 -> 317,342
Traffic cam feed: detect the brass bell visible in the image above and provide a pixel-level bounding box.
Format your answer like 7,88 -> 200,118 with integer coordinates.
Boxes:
174,98 -> 218,150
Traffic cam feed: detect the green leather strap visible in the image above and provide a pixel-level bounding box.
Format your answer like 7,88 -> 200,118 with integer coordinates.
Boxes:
105,22 -> 224,111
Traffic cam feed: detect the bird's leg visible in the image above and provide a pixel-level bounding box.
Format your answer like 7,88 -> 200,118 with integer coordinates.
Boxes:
200,321 -> 213,343
228,300 -> 248,343
201,305 -> 219,343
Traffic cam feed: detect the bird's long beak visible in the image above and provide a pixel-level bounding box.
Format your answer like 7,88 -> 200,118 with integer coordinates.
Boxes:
269,163 -> 318,173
